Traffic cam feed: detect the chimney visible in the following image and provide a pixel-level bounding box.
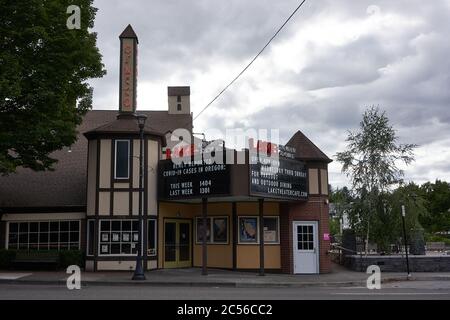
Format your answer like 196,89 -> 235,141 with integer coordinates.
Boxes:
168,86 -> 190,114
119,24 -> 138,114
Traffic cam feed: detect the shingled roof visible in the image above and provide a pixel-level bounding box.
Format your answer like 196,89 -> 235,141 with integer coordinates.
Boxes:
0,110 -> 192,208
286,130 -> 332,163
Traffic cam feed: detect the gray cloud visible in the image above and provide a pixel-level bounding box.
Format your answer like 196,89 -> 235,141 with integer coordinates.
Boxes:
89,0 -> 450,187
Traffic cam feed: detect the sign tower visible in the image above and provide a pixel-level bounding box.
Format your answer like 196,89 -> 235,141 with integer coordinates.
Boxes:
119,24 -> 138,114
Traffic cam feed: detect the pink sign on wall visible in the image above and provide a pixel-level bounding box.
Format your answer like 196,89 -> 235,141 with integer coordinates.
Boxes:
323,233 -> 330,241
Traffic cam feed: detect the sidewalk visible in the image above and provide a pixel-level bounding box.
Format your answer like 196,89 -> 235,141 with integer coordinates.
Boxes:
1,263 -> 450,288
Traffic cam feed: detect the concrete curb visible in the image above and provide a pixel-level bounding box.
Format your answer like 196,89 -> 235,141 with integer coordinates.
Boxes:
0,278 -> 366,288
1,274 -> 449,288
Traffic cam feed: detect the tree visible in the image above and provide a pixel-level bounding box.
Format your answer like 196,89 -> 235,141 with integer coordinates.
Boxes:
0,0 -> 105,175
329,186 -> 353,237
336,106 -> 416,253
419,180 -> 450,234
374,183 -> 428,253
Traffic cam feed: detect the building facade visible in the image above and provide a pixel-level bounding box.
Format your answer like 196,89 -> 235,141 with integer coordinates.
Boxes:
0,25 -> 332,274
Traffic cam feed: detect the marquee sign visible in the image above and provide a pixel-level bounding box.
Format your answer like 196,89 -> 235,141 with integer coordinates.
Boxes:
119,25 -> 138,113
158,160 -> 231,200
249,140 -> 308,200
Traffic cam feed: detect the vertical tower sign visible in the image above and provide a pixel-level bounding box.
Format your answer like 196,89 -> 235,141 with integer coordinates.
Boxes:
119,25 -> 138,113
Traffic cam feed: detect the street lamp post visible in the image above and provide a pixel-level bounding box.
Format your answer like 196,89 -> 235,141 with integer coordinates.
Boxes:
401,204 -> 411,279
132,114 -> 147,280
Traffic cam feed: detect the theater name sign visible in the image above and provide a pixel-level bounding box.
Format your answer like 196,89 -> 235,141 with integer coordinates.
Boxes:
158,139 -> 308,201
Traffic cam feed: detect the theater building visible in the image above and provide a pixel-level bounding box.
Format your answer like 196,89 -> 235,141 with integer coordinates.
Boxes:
0,25 -> 332,274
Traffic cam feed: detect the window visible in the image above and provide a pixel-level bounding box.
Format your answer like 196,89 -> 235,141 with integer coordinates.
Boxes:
7,220 -> 80,250
263,217 -> 279,244
195,217 -> 228,244
99,219 -> 138,255
177,103 -> 182,111
238,216 -> 258,244
114,140 -> 130,179
87,220 -> 95,256
177,95 -> 181,102
297,225 -> 314,250
147,219 -> 157,256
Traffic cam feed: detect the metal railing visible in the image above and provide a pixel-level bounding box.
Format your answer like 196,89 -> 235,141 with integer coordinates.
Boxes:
330,243 -> 365,272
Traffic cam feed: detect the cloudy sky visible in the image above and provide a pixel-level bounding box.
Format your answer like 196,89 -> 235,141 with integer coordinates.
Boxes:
89,0 -> 450,188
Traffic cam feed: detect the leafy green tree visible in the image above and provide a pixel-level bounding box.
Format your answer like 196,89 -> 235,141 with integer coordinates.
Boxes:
0,0 -> 105,174
372,183 -> 428,253
329,186 -> 353,236
419,180 -> 450,234
336,106 -> 416,252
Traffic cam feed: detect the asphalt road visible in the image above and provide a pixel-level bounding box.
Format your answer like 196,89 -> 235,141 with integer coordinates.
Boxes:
1,281 -> 450,300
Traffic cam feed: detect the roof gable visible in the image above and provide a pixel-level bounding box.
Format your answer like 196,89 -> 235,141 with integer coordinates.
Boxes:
286,130 -> 332,163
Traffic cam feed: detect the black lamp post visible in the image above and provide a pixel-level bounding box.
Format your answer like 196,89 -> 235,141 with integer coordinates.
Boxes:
132,113 -> 147,280
401,204 -> 411,279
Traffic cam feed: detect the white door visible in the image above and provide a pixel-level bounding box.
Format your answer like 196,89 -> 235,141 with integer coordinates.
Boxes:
293,221 -> 319,274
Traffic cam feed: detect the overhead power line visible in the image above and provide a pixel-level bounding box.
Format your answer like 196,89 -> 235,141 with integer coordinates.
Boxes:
192,0 -> 308,123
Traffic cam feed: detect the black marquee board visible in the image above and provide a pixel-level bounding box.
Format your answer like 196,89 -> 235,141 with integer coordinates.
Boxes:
249,151 -> 308,200
158,159 -> 231,200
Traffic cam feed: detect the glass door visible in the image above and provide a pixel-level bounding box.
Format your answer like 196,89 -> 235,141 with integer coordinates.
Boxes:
164,219 -> 192,268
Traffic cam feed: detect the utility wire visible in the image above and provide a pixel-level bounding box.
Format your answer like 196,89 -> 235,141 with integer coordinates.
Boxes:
191,0 -> 308,124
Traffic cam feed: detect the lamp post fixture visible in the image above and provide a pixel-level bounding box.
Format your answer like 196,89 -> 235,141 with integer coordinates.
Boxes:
401,204 -> 411,279
132,113 -> 147,280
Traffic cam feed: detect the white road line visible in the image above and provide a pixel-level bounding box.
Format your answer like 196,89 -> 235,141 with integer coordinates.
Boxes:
333,292 -> 449,295
0,273 -> 32,280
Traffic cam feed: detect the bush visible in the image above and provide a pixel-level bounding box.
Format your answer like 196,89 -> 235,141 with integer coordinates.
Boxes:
0,249 -> 16,269
425,234 -> 450,245
58,250 -> 85,269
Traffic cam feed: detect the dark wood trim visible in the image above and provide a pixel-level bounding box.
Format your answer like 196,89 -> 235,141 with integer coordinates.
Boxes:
94,139 -> 101,272
85,140 -> 92,216
94,256 -> 143,262
232,202 -> 237,270
110,138 -> 115,216
201,197 -> 208,275
259,198 -> 265,276
155,140 -> 160,269
143,136 -> 149,269
129,138 -> 133,218
97,215 -> 140,219
113,178 -> 132,183
99,188 -> 141,192
0,206 -> 86,213
0,221 -> 6,249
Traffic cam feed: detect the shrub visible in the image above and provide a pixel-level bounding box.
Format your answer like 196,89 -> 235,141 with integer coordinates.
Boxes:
0,249 -> 16,269
58,250 -> 85,269
425,234 -> 450,245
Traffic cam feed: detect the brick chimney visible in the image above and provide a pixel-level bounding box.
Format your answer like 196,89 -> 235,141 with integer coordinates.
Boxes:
168,86 -> 190,114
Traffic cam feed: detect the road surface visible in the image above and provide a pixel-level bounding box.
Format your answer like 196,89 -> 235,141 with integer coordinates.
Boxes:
0,281 -> 450,300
